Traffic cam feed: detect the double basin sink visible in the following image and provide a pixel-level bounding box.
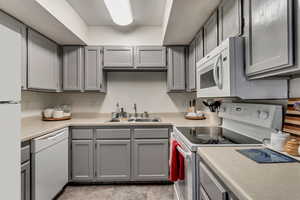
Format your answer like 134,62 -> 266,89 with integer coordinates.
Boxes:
108,117 -> 161,123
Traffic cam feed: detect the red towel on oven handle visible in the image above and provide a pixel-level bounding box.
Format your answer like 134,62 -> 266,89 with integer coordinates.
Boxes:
169,140 -> 185,182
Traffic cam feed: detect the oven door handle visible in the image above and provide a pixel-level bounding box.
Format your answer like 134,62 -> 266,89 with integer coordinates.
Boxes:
176,146 -> 192,159
213,54 -> 223,89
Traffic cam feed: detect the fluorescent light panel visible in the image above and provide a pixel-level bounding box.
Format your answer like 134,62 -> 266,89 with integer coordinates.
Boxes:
104,0 -> 133,26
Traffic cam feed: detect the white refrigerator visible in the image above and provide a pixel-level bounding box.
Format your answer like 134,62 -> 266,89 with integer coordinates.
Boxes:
0,11 -> 22,200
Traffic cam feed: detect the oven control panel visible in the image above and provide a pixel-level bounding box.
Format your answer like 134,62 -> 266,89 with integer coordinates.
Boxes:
219,103 -> 282,130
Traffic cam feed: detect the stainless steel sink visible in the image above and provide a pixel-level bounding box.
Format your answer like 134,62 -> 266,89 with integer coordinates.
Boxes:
107,117 -> 161,123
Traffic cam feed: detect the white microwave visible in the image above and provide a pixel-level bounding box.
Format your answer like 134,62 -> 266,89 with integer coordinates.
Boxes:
196,37 -> 288,99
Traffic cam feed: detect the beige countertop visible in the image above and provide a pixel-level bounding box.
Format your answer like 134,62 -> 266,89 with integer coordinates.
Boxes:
21,112 -> 218,142
197,146 -> 300,200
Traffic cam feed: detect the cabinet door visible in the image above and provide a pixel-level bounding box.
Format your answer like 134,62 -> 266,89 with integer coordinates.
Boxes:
196,29 -> 204,62
21,25 -> 27,90
84,46 -> 106,92
63,46 -> 84,91
28,29 -> 60,91
218,0 -> 242,42
244,0 -> 293,78
167,47 -> 186,92
135,46 -> 166,68
0,11 -> 23,101
95,140 -> 131,181
133,139 -> 169,181
103,46 -> 134,68
21,161 -> 30,200
204,11 -> 219,55
71,140 -> 94,181
187,40 -> 196,91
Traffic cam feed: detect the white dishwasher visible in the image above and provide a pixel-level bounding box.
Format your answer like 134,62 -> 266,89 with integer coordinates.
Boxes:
32,128 -> 69,200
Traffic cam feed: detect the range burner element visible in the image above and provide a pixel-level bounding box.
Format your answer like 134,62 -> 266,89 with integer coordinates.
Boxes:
176,127 -> 261,145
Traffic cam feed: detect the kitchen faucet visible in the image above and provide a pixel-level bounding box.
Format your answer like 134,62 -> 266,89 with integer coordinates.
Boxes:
134,103 -> 138,117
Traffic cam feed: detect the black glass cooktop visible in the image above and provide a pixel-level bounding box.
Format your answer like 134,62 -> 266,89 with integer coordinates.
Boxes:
176,127 -> 262,145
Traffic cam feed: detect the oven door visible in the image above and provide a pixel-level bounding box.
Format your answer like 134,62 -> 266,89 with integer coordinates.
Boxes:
171,132 -> 196,200
196,49 -> 230,98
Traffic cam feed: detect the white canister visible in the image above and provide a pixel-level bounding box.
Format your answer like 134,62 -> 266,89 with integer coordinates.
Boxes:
43,108 -> 54,118
270,131 -> 290,152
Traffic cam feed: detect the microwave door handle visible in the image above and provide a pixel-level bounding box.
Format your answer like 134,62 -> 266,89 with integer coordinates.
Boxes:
213,55 -> 222,89
218,55 -> 223,89
213,56 -> 219,88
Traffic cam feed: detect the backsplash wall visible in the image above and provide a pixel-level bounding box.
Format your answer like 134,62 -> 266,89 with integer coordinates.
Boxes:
21,91 -> 58,117
21,72 -> 196,117
56,72 -> 196,113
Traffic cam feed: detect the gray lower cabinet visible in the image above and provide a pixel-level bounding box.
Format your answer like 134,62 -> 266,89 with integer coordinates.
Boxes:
63,46 -> 84,91
135,46 -> 166,68
218,0 -> 242,42
27,28 -> 61,92
71,127 -> 170,182
85,46 -> 106,92
167,46 -> 186,92
204,11 -> 219,55
71,140 -> 94,181
133,139 -> 169,181
187,39 -> 196,92
95,140 -> 131,181
21,161 -> 30,200
103,46 -> 134,68
21,144 -> 30,200
244,0 -> 294,78
195,29 -> 204,62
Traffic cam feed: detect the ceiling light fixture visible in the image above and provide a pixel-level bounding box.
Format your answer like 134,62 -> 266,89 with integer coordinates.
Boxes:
104,0 -> 133,26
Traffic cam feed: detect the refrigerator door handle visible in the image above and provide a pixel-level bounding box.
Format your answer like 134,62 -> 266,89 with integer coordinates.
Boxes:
0,101 -> 20,104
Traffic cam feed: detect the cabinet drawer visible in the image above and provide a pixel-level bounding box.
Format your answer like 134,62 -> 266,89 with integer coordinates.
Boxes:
21,145 -> 30,164
72,129 -> 93,140
95,129 -> 131,139
134,128 -> 169,139
200,162 -> 227,200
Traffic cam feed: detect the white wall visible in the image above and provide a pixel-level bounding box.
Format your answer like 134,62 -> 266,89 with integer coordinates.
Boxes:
290,78 -> 300,98
21,91 -> 58,117
21,72 -> 196,117
56,72 -> 195,113
88,26 -> 163,45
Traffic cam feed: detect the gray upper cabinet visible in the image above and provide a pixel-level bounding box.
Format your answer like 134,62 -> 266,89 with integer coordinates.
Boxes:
63,46 -> 84,91
133,139 -> 169,181
20,25 -> 27,90
204,11 -> 219,55
187,39 -> 196,92
135,46 -> 166,68
85,46 -> 106,92
167,46 -> 186,92
218,0 -> 242,42
0,11 -> 25,101
27,29 -> 61,92
95,140 -> 131,181
195,29 -> 204,62
103,46 -> 134,68
244,0 -> 294,78
71,140 -> 94,181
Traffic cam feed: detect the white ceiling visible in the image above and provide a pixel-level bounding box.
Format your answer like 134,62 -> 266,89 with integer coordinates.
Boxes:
66,0 -> 167,26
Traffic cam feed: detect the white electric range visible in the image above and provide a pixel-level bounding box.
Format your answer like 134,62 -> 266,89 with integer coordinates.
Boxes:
171,103 -> 283,200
